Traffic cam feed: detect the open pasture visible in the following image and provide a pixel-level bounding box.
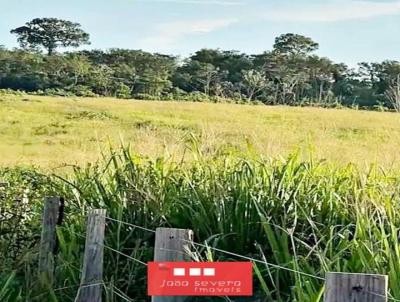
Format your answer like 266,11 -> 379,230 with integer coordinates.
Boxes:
1,94 -> 400,169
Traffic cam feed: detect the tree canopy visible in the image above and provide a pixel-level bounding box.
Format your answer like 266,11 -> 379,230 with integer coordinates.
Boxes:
11,18 -> 90,55
273,33 -> 319,56
2,27 -> 400,110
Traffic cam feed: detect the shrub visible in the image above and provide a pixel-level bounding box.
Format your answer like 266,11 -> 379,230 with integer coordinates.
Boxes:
183,91 -> 210,102
133,93 -> 160,101
41,88 -> 74,97
0,89 -> 26,96
65,110 -> 116,120
70,85 -> 97,97
115,83 -> 132,99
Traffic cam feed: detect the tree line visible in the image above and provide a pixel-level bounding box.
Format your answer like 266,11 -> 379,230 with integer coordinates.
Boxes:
1,17 -> 400,109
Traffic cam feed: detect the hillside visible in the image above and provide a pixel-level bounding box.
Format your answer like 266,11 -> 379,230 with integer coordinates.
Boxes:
1,93 -> 400,168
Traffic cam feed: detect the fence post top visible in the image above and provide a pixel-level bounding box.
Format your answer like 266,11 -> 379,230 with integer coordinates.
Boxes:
44,196 -> 61,202
88,209 -> 107,215
156,227 -> 193,232
326,272 -> 388,278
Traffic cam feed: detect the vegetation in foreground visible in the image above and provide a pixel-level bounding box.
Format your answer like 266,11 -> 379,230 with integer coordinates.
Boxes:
2,148 -> 400,301
1,93 -> 400,169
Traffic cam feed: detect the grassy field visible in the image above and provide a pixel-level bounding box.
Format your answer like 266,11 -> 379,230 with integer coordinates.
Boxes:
4,93 -> 400,301
1,93 -> 400,169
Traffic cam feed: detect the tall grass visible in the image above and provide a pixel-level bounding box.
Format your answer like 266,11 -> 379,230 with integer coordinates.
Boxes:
2,148 -> 400,301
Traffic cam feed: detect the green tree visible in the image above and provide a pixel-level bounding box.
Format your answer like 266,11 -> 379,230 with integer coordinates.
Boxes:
173,60 -> 220,96
89,64 -> 113,95
11,18 -> 90,55
385,75 -> 400,112
242,70 -> 268,101
191,49 -> 253,83
0,49 -> 46,91
273,33 -> 319,56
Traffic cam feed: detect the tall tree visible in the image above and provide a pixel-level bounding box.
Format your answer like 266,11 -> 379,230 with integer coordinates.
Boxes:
273,33 -> 319,56
242,70 -> 268,101
385,75 -> 400,112
11,18 -> 90,55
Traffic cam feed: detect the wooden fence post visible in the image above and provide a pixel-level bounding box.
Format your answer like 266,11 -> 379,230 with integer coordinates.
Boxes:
75,209 -> 107,302
151,227 -> 194,302
38,197 -> 61,289
324,272 -> 388,302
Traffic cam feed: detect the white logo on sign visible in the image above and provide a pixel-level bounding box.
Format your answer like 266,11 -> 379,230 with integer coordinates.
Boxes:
173,268 -> 185,276
172,268 -> 216,277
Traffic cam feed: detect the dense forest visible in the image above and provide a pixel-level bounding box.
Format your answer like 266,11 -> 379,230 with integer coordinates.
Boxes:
1,18 -> 400,109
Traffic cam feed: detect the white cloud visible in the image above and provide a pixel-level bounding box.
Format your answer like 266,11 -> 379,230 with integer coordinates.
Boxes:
264,0 -> 400,22
138,18 -> 238,51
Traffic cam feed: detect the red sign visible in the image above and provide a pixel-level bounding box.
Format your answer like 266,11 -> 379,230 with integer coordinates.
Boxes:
147,262 -> 253,296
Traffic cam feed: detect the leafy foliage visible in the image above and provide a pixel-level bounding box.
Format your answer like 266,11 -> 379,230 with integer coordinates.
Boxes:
3,26 -> 400,108
273,33 -> 319,56
3,149 -> 400,300
11,18 -> 90,55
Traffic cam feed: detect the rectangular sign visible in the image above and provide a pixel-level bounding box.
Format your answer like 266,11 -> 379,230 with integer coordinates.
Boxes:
147,262 -> 253,296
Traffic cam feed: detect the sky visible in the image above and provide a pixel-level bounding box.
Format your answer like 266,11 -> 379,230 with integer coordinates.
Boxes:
1,0 -> 400,66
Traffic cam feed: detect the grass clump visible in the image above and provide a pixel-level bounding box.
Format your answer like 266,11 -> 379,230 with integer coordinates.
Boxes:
65,110 -> 117,121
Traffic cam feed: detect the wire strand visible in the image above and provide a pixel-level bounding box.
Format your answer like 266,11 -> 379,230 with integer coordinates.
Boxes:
100,218 -> 322,281
58,257 -> 82,274
34,282 -> 104,299
66,229 -> 86,240
111,285 -> 136,302
183,239 -> 325,281
50,280 -> 107,293
64,228 -> 147,266
63,218 -> 400,299
103,216 -> 156,233
102,243 -> 148,266
365,290 -> 400,302
69,222 -> 323,280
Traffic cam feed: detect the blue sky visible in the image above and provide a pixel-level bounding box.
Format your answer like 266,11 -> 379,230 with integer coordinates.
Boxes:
1,0 -> 400,66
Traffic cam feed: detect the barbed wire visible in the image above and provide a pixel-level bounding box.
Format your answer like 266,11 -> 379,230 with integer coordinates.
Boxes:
53,280 -> 106,292
365,290 -> 400,302
64,228 -> 147,266
99,216 -> 326,281
34,280 -> 107,300
104,215 -> 156,233
58,256 -> 82,273
102,243 -> 148,266
65,228 -> 86,240
67,214 -> 400,298
111,285 -> 136,302
182,239 -> 325,281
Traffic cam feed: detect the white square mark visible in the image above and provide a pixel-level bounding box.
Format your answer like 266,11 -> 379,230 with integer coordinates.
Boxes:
173,268 -> 185,276
189,268 -> 201,276
203,268 -> 215,276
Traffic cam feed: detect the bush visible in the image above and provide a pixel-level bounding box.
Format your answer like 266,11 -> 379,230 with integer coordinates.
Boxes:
70,85 -> 97,97
372,101 -> 388,112
115,83 -> 132,99
159,93 -> 176,101
183,91 -> 210,102
133,93 -> 160,100
40,88 -> 74,97
0,89 -> 26,96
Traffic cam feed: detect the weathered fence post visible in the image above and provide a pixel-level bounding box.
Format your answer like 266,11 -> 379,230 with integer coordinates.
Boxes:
324,272 -> 388,302
151,227 -> 194,302
38,197 -> 61,289
75,209 -> 107,302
